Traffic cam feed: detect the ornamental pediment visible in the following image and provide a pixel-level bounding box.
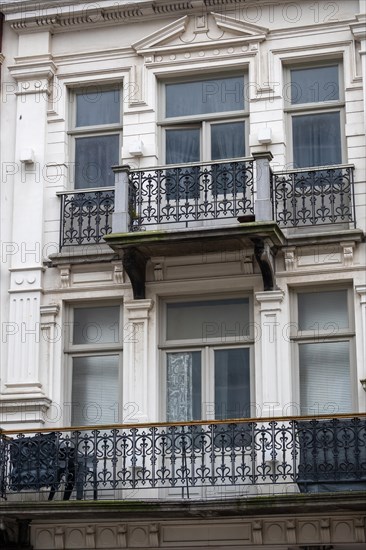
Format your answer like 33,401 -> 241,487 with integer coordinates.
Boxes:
132,13 -> 268,55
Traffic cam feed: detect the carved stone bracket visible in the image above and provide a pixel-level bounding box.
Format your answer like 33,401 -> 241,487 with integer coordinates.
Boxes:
252,238 -> 276,291
0,519 -> 32,550
122,247 -> 147,299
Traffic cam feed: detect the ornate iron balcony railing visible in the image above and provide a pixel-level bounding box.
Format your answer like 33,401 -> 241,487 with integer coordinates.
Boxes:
59,187 -> 115,249
273,164 -> 355,228
1,415 -> 365,502
57,163 -> 357,249
128,158 -> 254,231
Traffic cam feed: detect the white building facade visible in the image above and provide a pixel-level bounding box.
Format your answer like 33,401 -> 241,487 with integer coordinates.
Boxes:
0,0 -> 366,548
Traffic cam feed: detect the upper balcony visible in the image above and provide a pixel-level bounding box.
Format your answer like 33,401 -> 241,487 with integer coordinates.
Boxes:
57,158 -> 358,295
58,158 -> 356,249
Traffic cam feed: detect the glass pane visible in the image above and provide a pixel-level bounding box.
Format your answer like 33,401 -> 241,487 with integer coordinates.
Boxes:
73,306 -> 120,345
214,348 -> 250,419
76,89 -> 120,127
291,65 -> 339,104
298,290 -> 348,331
166,129 -> 200,199
167,298 -> 250,341
211,121 -> 245,160
299,341 -> 351,415
71,355 -> 119,426
166,77 -> 244,118
166,352 -> 201,422
75,134 -> 119,188
166,128 -> 200,164
292,112 -> 341,168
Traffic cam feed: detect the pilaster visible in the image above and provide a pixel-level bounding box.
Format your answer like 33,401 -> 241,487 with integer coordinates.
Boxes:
123,299 -> 154,423
255,289 -> 286,417
355,285 -> 366,411
8,56 -> 56,269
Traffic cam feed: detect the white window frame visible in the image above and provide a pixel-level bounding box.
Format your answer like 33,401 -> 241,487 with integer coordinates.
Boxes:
159,294 -> 254,421
159,73 -> 249,164
284,61 -> 346,168
64,302 -> 123,427
68,84 -> 123,190
290,286 -> 356,415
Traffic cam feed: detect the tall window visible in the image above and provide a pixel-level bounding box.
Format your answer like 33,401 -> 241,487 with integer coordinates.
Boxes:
161,298 -> 252,422
66,305 -> 123,426
163,75 -> 247,165
70,86 -> 121,189
288,64 -> 343,168
293,289 -> 354,415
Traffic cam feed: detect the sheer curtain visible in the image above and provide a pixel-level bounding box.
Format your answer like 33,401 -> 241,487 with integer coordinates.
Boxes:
292,112 -> 341,168
165,129 -> 200,200
211,122 -> 245,161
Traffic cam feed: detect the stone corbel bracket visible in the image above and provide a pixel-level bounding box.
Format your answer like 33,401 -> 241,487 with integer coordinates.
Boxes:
252,237 -> 277,291
122,247 -> 147,300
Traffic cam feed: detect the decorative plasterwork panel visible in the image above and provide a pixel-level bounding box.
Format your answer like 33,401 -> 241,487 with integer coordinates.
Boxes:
30,515 -> 366,548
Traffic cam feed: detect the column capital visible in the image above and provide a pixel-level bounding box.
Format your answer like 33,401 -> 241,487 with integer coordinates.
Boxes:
356,285 -> 366,301
252,151 -> 273,161
124,299 -> 154,319
255,289 -> 285,306
350,15 -> 366,41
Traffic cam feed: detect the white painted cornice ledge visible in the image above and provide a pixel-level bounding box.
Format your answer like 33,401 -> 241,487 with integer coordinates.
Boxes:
1,0 -> 241,33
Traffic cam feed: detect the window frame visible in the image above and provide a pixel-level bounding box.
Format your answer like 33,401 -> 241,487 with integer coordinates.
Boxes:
68,84 -> 123,190
284,61 -> 346,169
159,72 -> 249,164
159,294 -> 254,422
290,286 -> 356,415
64,302 -> 123,427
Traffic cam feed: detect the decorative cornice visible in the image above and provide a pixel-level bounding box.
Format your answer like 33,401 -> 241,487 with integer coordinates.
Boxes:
8,58 -> 57,83
132,16 -> 189,52
212,12 -> 268,38
350,14 -> 366,41
2,0 -> 269,35
132,12 -> 266,59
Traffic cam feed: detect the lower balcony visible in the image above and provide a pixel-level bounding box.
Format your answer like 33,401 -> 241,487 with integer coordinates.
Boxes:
1,414 -> 365,503
58,161 -> 356,250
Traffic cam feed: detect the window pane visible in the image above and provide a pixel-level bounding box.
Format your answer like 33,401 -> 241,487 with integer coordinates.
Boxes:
166,128 -> 200,165
73,306 -> 120,345
166,77 -> 244,118
166,129 -> 200,199
166,352 -> 201,422
293,112 -> 341,167
299,341 -> 351,415
75,134 -> 119,188
167,299 -> 250,341
71,355 -> 119,426
298,290 -> 348,331
211,122 -> 245,160
214,348 -> 250,419
291,66 -> 339,104
76,89 -> 120,127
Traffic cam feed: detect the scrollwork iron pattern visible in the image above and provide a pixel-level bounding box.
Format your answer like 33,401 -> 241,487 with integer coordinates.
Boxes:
273,166 -> 355,227
60,189 -> 115,248
1,416 -> 365,500
129,159 -> 254,231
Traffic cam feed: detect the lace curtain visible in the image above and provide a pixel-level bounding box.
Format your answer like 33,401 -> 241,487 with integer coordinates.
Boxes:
166,353 -> 193,422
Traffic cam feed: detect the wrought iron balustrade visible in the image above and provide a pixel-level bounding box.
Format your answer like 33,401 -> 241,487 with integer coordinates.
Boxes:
1,415 -> 365,502
129,158 -> 254,231
273,165 -> 355,228
59,188 -> 115,249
